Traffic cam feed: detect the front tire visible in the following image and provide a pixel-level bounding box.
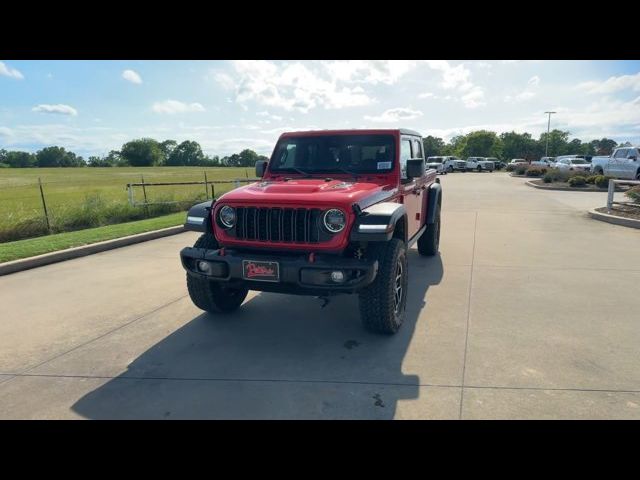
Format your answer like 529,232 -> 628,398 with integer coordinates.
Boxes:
186,234 -> 249,314
447,166 -> 453,173
417,202 -> 441,256
359,239 -> 408,334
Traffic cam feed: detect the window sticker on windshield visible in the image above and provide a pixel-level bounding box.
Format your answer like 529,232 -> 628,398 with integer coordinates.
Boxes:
377,161 -> 392,170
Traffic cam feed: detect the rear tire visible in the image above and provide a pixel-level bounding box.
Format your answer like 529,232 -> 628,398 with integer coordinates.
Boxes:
359,239 -> 408,335
417,202 -> 441,257
477,166 -> 482,172
186,234 -> 249,314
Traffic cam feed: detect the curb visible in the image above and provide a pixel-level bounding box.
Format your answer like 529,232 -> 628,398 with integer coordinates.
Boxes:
525,180 -> 614,192
0,225 -> 186,276
587,208 -> 640,229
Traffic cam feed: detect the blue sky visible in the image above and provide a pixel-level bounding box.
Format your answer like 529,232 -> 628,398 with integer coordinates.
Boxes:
1,60 -> 639,158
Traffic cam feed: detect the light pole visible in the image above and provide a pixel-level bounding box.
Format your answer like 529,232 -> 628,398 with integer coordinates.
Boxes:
544,111 -> 556,157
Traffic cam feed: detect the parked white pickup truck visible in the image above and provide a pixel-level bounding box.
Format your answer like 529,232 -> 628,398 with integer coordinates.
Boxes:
590,146 -> 640,180
425,156 -> 446,174
430,156 -> 466,173
465,156 -> 495,172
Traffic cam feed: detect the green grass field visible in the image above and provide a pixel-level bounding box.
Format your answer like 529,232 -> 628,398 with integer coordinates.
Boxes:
0,166 -> 254,243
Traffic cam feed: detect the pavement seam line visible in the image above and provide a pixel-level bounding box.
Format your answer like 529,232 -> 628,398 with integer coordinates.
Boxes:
0,294 -> 188,387
459,211 -> 478,419
3,372 -> 639,396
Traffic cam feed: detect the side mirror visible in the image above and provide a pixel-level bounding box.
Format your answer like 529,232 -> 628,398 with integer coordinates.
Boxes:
406,158 -> 425,178
629,156 -> 638,161
255,160 -> 267,177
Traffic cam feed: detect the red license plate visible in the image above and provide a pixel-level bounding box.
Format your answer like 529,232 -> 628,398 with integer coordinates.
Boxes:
242,260 -> 280,282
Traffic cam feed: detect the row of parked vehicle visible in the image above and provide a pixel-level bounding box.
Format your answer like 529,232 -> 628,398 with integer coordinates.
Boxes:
426,156 -> 506,174
508,145 -> 640,180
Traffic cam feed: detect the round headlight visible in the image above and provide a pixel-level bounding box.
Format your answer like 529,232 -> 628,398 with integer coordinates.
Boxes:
323,209 -> 346,233
218,206 -> 236,228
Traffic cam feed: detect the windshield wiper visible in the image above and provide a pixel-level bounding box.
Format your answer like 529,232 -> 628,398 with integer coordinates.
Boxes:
331,167 -> 361,180
278,167 -> 312,177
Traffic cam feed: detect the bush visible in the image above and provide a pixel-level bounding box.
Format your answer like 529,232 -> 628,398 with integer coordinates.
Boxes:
506,164 -> 516,172
626,186 -> 640,204
594,175 -> 613,189
568,175 -> 586,187
543,173 -> 553,183
525,168 -> 544,177
0,163 -> 10,168
543,169 -> 571,183
585,175 -> 597,184
515,165 -> 528,175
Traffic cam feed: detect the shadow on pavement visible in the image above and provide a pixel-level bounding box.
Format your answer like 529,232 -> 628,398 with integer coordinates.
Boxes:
72,250 -> 443,419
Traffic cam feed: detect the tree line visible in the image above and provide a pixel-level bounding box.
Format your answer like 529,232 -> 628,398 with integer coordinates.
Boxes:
0,131 -> 633,169
421,129 -> 629,161
0,138 -> 269,168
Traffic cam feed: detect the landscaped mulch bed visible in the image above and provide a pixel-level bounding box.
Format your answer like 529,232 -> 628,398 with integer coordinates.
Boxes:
595,205 -> 640,221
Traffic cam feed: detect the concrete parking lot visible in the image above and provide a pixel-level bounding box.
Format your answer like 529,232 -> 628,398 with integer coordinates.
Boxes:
1,172 -> 639,419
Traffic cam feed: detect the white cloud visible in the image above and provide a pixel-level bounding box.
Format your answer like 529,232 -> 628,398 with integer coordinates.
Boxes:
365,107 -> 423,123
461,87 -> 486,108
528,75 -> 540,86
0,61 -> 24,80
423,61 -> 485,108
419,92 -> 435,99
32,104 -> 78,116
257,110 -> 283,121
122,69 -> 142,84
322,60 -> 417,85
219,60 -> 374,112
152,100 -> 205,114
578,72 -> 640,94
505,90 -> 536,103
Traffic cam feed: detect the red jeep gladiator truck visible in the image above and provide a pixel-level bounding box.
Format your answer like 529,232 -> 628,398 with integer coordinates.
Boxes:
180,129 -> 442,334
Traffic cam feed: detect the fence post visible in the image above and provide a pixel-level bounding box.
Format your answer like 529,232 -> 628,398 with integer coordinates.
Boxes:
141,174 -> 149,217
204,171 -> 209,199
127,184 -> 134,206
211,183 -> 215,199
607,179 -> 614,213
38,177 -> 51,233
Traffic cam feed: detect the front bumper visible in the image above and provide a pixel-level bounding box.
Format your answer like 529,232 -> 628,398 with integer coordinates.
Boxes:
180,247 -> 378,296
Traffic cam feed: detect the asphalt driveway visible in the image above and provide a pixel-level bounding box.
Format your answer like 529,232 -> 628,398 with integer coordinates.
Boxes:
1,172 -> 639,419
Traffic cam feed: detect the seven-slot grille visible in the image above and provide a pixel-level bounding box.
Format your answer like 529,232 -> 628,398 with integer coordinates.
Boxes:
233,207 -> 324,243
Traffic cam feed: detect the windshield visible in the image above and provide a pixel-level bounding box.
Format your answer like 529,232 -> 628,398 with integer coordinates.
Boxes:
427,157 -> 443,163
571,159 -> 587,164
269,135 -> 396,174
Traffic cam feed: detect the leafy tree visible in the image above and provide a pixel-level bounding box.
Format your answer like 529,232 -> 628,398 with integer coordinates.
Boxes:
460,130 -> 502,158
35,146 -> 84,167
590,138 -> 617,155
167,140 -> 205,166
238,148 -> 260,167
5,151 -> 37,168
422,136 -> 446,157
539,129 -> 570,156
159,140 -> 178,164
120,138 -> 163,166
500,131 -> 536,161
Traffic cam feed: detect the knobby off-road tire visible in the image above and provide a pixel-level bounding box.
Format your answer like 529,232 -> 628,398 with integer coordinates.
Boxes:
417,202 -> 441,257
359,239 -> 408,335
186,234 -> 248,314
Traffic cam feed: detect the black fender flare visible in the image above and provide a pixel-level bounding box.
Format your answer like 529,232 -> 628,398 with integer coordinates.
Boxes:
350,202 -> 407,243
184,200 -> 215,233
426,183 -> 442,224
